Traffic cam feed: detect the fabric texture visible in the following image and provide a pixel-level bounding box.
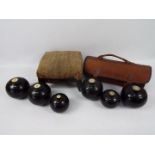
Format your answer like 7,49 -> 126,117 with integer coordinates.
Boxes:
37,51 -> 83,81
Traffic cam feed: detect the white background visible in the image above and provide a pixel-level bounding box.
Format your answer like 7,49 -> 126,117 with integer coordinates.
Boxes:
0,20 -> 155,134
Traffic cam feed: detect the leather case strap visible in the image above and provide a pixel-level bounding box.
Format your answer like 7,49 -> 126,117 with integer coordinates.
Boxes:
98,54 -> 132,63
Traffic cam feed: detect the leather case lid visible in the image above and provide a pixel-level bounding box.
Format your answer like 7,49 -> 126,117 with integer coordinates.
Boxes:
84,54 -> 152,86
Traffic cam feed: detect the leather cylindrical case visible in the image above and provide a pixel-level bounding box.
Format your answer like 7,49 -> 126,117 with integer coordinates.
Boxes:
84,54 -> 152,86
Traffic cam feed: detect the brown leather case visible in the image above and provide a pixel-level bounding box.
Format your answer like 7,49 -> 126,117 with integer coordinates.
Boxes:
84,54 -> 152,86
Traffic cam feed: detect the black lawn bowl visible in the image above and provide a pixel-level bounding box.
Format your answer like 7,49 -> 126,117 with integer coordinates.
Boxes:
50,93 -> 69,113
101,89 -> 121,108
28,83 -> 51,106
6,77 -> 30,99
121,84 -> 147,108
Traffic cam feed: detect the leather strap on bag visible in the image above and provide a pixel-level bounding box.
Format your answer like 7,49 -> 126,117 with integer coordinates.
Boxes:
98,54 -> 133,64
